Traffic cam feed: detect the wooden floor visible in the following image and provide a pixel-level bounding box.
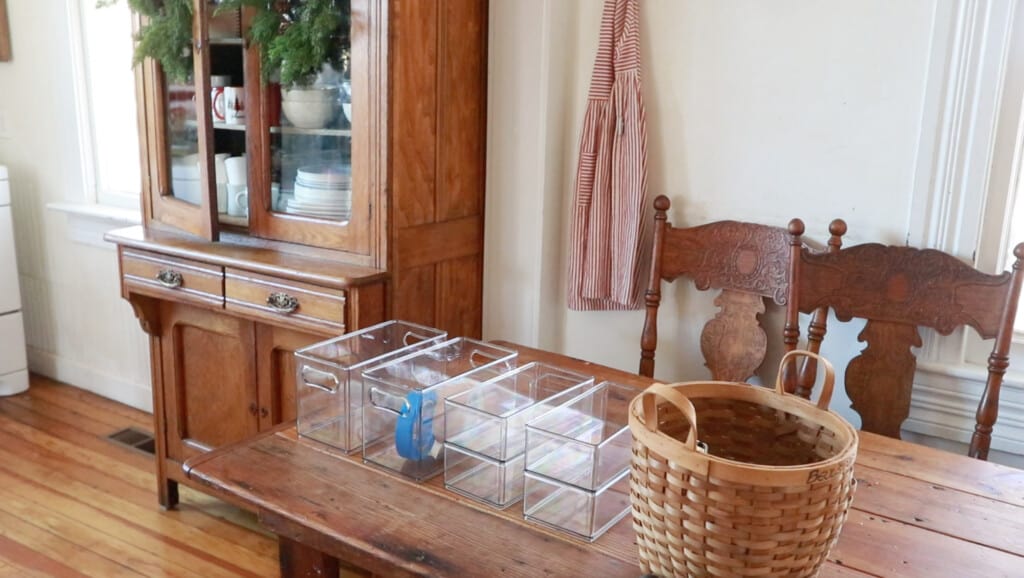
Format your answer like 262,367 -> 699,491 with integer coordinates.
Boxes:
0,374 -> 279,577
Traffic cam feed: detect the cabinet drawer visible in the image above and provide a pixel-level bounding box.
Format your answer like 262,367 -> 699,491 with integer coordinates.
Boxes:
122,249 -> 224,307
225,268 -> 346,334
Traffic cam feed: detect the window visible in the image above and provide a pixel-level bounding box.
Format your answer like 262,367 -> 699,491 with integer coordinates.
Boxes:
901,0 -> 1024,458
973,0 -> 1024,353
68,0 -> 141,209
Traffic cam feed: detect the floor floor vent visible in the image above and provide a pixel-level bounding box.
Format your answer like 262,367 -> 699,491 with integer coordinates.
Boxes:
108,427 -> 156,455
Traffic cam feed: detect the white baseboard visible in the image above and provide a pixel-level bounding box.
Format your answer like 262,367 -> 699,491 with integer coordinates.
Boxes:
26,347 -> 152,412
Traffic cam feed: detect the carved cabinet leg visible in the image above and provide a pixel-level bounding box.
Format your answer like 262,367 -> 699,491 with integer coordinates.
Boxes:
130,295 -> 180,509
159,479 -> 179,510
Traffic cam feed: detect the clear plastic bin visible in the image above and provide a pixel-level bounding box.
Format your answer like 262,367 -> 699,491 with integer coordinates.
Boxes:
524,381 -> 634,490
523,469 -> 631,542
361,338 -> 518,481
444,362 -> 595,461
295,320 -> 447,453
444,443 -> 525,509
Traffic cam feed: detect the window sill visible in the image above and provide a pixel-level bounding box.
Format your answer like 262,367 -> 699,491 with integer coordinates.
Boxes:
47,202 -> 141,249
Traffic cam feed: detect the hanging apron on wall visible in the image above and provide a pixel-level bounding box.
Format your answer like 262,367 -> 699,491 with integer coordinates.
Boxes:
567,0 -> 650,311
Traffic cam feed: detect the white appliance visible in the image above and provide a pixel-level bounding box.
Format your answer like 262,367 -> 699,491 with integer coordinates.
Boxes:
0,165 -> 28,395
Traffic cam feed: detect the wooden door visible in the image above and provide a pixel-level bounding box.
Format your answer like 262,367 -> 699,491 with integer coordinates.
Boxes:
387,0 -> 488,338
255,324 -> 324,429
245,0 -> 379,262
136,0 -> 220,240
160,302 -> 257,463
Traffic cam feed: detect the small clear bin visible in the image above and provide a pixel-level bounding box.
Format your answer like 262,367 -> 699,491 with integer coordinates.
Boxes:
523,469 -> 631,542
444,443 -> 525,509
444,362 -> 595,461
524,381 -> 634,490
295,320 -> 447,453
361,338 -> 518,481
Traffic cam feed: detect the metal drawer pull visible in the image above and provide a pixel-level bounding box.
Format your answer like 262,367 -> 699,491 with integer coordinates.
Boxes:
267,292 -> 299,314
156,269 -> 183,288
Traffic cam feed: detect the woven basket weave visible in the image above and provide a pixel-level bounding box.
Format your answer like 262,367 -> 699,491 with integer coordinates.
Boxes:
628,351 -> 857,577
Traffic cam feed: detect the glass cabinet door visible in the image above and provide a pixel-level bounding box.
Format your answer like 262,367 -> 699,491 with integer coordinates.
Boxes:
206,3 -> 249,231
246,0 -> 375,260
140,0 -> 220,240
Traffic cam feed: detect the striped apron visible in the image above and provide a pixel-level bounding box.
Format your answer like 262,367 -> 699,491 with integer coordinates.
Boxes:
567,0 -> 650,311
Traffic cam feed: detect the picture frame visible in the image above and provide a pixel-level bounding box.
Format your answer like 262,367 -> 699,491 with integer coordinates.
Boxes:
0,0 -> 10,62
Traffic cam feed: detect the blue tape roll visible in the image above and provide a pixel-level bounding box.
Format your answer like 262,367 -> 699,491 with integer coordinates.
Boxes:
395,390 -> 437,460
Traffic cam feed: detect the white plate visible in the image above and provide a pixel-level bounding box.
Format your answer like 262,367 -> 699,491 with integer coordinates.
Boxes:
294,183 -> 351,203
294,195 -> 350,206
288,203 -> 350,215
285,199 -> 350,217
296,164 -> 351,187
285,206 -> 351,220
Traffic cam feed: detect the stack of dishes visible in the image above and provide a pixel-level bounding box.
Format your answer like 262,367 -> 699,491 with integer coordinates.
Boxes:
286,164 -> 352,220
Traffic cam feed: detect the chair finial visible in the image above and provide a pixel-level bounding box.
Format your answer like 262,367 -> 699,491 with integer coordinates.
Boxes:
829,219 -> 847,237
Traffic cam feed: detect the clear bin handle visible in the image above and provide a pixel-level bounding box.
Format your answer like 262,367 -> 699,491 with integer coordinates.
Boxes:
403,331 -> 435,346
470,349 -> 513,370
369,387 -> 408,414
300,366 -> 340,393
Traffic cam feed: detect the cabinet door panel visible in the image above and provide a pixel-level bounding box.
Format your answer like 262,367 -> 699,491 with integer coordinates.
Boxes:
438,0 -> 487,222
161,302 -> 256,462
256,325 -> 324,429
137,2 -> 219,240
390,0 -> 438,230
245,0 -> 376,260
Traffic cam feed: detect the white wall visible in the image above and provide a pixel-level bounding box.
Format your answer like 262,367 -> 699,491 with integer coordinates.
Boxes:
0,0 -> 995,433
0,0 -> 152,410
484,0 -> 941,426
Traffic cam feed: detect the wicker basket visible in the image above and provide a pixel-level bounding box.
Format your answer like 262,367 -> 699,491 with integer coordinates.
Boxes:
628,351 -> 858,577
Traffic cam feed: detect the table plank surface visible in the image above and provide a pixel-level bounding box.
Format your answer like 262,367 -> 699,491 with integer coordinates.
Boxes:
856,431 -> 1024,506
186,343 -> 1024,577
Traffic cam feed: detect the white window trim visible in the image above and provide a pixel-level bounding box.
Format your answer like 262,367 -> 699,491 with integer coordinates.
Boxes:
53,0 -> 143,247
65,0 -> 141,211
904,0 -> 1024,456
67,0 -> 98,206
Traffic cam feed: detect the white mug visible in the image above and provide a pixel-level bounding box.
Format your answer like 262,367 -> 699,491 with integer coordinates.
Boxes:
214,153 -> 230,213
224,155 -> 247,185
227,184 -> 248,217
210,75 -> 231,123
224,86 -> 245,125
211,87 -> 226,122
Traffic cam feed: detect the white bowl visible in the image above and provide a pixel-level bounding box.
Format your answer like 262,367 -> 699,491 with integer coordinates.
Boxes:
282,98 -> 339,129
283,87 -> 339,102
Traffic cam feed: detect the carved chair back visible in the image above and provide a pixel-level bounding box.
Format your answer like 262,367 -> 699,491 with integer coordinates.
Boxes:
639,196 -> 838,383
784,233 -> 1024,460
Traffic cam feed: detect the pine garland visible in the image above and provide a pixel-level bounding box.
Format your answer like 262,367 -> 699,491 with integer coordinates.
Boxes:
99,0 -> 195,82
217,0 -> 351,86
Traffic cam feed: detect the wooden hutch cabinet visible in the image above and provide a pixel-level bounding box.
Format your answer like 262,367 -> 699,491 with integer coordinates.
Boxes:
107,0 -> 488,508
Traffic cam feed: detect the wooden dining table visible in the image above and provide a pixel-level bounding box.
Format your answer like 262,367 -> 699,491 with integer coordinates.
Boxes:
184,342 -> 1024,577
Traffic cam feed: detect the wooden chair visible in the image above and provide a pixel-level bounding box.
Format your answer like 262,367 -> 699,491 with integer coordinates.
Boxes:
639,196 -> 843,383
784,227 -> 1024,460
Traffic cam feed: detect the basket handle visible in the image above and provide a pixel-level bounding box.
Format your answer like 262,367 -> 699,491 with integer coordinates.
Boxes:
775,350 -> 835,410
640,383 -> 699,451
